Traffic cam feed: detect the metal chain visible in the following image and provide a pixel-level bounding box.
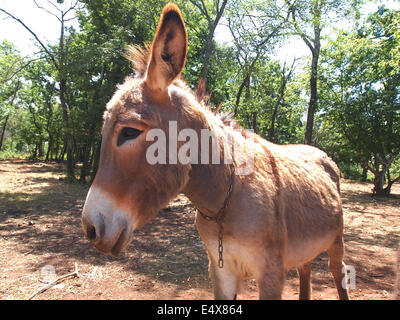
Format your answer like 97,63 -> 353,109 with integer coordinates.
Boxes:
197,165 -> 235,268
218,223 -> 224,268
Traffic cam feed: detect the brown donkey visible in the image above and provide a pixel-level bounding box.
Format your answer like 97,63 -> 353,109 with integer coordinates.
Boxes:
82,3 -> 350,300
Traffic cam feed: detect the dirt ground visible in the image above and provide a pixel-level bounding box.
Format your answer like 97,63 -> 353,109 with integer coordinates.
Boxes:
0,159 -> 399,300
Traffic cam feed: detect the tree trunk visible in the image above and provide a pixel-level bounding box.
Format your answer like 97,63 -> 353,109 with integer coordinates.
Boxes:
0,114 -> 9,151
59,16 -> 74,179
297,0 -> 321,146
38,139 -> 44,158
46,134 -> 53,161
304,48 -> 320,145
269,103 -> 278,143
59,142 -> 67,162
373,170 -> 387,196
269,59 -> 297,143
90,139 -> 102,184
252,111 -> 258,134
361,165 -> 368,182
53,143 -> 59,161
244,75 -> 252,130
61,89 -> 74,178
201,27 -> 215,86
80,132 -> 94,182
233,52 -> 262,117
33,144 -> 38,160
383,172 -> 400,196
269,80 -> 285,143
88,143 -> 95,170
234,73 -> 249,116
196,0 -> 228,87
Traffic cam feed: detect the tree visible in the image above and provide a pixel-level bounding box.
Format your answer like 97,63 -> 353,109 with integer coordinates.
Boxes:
225,0 -> 289,117
319,7 -> 400,195
284,0 -> 362,145
0,41 -> 23,151
232,56 -> 304,143
1,0 -> 80,179
23,58 -> 60,160
189,0 -> 229,88
385,9 -> 400,72
70,0 -> 163,181
265,58 -> 301,142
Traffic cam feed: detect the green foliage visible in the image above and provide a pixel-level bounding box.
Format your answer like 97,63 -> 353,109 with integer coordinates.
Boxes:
318,6 -> 400,194
1,1 -> 399,195
232,58 -> 306,143
0,41 -> 22,115
339,163 -> 363,180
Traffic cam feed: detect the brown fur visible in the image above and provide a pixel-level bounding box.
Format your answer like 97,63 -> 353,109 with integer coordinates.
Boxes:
82,3 -> 350,300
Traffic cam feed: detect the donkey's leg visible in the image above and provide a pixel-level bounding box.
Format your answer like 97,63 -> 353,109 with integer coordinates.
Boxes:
297,262 -> 312,300
209,260 -> 239,300
327,234 -> 350,300
257,265 -> 285,300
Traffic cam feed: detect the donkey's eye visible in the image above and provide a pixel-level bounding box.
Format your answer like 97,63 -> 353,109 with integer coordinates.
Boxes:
117,127 -> 143,146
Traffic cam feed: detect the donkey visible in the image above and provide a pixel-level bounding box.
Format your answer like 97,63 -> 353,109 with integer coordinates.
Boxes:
82,3 -> 350,300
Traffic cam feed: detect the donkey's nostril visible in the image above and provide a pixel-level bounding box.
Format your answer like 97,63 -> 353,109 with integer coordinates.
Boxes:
82,213 -> 104,243
87,224 -> 97,241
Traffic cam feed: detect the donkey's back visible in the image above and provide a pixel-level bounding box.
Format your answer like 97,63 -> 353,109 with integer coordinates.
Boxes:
265,142 -> 344,269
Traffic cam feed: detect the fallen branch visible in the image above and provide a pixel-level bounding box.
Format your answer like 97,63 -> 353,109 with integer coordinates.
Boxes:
28,263 -> 79,300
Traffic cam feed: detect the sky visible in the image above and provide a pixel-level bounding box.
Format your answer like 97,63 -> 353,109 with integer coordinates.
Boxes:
0,0 -> 399,63
0,0 -> 79,56
214,0 -> 400,64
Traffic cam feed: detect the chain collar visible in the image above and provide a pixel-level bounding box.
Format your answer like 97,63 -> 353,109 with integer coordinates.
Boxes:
197,165 -> 235,268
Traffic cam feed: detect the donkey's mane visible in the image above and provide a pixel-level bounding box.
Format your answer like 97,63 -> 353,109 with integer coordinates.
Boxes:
125,44 -> 151,79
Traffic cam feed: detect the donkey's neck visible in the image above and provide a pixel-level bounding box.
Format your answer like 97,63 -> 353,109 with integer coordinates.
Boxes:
174,86 -> 237,216
182,162 -> 233,217
180,112 -> 234,216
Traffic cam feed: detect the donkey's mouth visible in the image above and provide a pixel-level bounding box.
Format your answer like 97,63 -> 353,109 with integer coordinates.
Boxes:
110,228 -> 129,257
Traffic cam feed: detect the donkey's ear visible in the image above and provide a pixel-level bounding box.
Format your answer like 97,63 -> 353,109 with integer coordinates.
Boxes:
145,3 -> 188,92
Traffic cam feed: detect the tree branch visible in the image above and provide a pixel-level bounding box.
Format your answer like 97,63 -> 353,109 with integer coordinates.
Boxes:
63,0 -> 80,17
189,0 -> 210,23
45,0 -> 63,14
34,0 -> 62,22
366,163 -> 378,175
390,174 -> 400,185
286,0 -> 315,53
0,8 -> 58,69
1,57 -> 44,83
27,263 -> 79,300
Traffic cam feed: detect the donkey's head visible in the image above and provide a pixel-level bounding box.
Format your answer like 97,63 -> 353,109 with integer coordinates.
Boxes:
82,4 -> 193,256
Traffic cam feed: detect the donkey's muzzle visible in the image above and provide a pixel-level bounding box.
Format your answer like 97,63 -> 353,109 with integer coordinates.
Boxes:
81,187 -> 135,256
82,210 -> 129,257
